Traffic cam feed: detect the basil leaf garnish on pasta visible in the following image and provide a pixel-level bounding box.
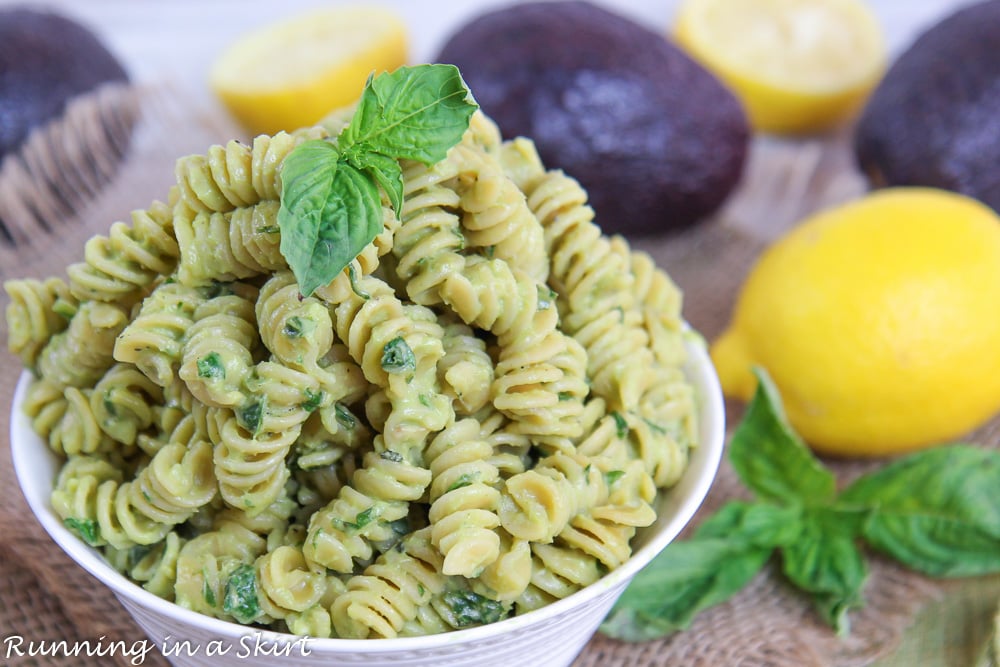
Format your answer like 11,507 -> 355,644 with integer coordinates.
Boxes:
339,64 -> 476,166
278,64 -> 477,296
222,564 -> 260,624
278,142 -> 382,297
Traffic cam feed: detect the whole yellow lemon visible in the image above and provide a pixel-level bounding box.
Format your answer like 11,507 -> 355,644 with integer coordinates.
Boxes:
711,188 -> 1000,456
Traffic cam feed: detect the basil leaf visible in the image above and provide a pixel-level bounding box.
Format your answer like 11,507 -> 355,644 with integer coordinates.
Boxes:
300,388 -> 323,412
346,150 -> 404,218
340,64 -> 477,165
840,445 -> 1000,577
611,411 -> 628,439
601,501 -> 801,641
64,517 -> 101,546
222,564 -> 260,624
381,336 -> 416,374
780,506 -> 868,635
237,401 -> 263,435
440,590 -> 507,627
278,142 -> 383,296
282,315 -> 316,339
196,352 -> 224,379
729,368 -> 836,506
334,403 -> 357,430
604,470 -> 625,487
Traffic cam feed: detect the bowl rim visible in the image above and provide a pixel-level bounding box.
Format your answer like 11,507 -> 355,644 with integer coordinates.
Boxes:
10,336 -> 725,651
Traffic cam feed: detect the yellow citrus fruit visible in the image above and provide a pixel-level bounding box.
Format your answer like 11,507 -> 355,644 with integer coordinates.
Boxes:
711,188 -> 1000,457
210,6 -> 408,136
674,0 -> 886,134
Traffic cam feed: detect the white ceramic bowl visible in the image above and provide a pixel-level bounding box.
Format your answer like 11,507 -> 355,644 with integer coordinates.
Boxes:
11,337 -> 724,667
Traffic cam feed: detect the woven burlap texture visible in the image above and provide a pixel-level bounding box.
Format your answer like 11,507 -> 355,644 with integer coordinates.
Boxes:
0,87 -> 990,666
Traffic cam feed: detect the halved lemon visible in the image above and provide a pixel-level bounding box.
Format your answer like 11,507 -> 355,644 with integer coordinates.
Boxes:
210,6 -> 408,136
674,0 -> 886,135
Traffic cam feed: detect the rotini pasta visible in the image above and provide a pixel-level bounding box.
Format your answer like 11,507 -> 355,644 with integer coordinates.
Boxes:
36,300 -> 128,389
6,106 -> 700,640
4,276 -> 77,368
113,281 -> 202,387
66,197 -> 179,304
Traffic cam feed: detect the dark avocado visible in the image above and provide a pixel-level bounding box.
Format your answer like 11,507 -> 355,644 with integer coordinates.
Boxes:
0,8 -> 129,160
855,0 -> 1000,211
435,0 -> 749,236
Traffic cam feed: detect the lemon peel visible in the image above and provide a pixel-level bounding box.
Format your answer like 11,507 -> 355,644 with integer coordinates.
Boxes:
712,188 -> 1000,456
210,6 -> 408,136
674,0 -> 886,134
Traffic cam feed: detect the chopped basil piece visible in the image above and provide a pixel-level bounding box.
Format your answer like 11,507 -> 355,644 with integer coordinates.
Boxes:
605,470 -> 626,487
447,472 -> 477,493
611,411 -> 629,439
222,564 -> 260,623
381,336 -> 416,374
64,518 -> 100,546
441,590 -> 506,627
203,579 -> 217,608
196,352 -> 225,380
301,388 -> 324,412
238,401 -> 263,435
348,264 -> 371,300
283,315 -> 316,339
335,403 -> 357,429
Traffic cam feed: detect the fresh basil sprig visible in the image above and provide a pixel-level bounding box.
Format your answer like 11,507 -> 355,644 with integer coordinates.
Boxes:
601,368 -> 1000,642
278,64 -> 477,296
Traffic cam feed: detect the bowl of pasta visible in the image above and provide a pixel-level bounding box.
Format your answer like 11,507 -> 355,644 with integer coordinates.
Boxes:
6,70 -> 725,667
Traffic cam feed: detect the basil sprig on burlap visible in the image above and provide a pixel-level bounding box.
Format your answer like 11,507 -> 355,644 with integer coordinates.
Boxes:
601,368 -> 1000,642
278,64 -> 477,296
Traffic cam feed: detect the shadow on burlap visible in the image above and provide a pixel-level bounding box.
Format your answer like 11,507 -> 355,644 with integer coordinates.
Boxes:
0,87 -> 994,667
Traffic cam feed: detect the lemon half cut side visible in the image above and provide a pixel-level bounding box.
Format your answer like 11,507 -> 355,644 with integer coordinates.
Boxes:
210,6 -> 408,136
674,0 -> 886,134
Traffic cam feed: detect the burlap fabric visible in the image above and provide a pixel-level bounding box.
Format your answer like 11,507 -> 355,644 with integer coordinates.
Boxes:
0,86 -> 995,666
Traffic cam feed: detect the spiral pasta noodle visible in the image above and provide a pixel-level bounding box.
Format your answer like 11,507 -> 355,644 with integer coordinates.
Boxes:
178,286 -> 259,408
36,301 -> 128,389
424,418 -> 502,577
174,129 -> 326,214
4,277 -> 77,368
66,198 -> 179,304
391,157 -> 465,306
114,281 -> 202,387
447,143 -> 548,284
174,521 -> 267,621
91,363 -> 164,446
331,527 -> 449,639
210,361 -> 318,514
438,319 -> 494,415
174,201 -> 287,286
52,439 -> 217,550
